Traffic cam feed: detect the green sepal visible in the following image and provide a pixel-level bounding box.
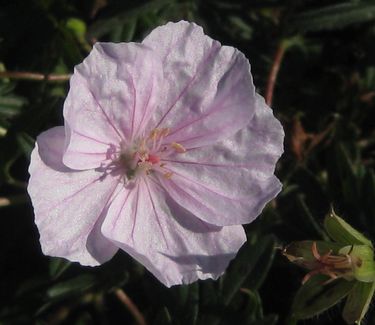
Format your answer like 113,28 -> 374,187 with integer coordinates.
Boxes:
343,281 -> 375,325
324,210 -> 373,248
339,245 -> 375,283
291,275 -> 355,320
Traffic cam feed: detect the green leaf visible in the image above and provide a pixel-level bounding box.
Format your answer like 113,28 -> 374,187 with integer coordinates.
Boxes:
121,18 -> 137,42
170,283 -> 199,325
66,18 -> 86,39
292,275 -> 355,320
343,281 -> 375,325
199,280 -> 221,315
221,235 -> 275,305
291,3 -> 375,32
241,289 -> 263,321
48,258 -> 71,280
324,210 -> 373,247
0,148 -> 25,188
182,283 -> 199,325
227,16 -> 253,40
154,307 -> 173,325
246,236 -> 276,290
47,274 -> 96,299
253,314 -> 279,325
16,132 -> 35,159
362,169 -> 375,229
295,194 -> 329,240
0,194 -> 27,208
87,0 -> 171,40
0,95 -> 26,118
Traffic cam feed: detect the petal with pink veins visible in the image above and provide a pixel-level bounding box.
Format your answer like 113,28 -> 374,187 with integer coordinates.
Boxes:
142,21 -> 255,148
28,126 -> 120,265
101,177 -> 246,287
63,42 -> 163,170
159,94 -> 284,226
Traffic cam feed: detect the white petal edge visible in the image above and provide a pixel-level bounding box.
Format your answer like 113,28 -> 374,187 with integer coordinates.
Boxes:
28,126 -> 120,265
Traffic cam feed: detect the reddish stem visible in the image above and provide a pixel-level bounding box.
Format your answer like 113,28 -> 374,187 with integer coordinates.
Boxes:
265,42 -> 286,107
0,71 -> 71,82
114,289 -> 147,325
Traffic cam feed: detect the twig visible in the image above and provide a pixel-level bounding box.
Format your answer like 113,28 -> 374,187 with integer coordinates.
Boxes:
0,71 -> 71,82
114,288 -> 147,325
0,194 -> 28,208
265,42 -> 286,107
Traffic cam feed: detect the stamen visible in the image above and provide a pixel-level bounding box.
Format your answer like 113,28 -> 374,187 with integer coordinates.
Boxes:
171,142 -> 186,153
300,242 -> 355,285
137,161 -> 153,172
117,128 -> 180,180
160,128 -> 170,137
149,128 -> 170,140
149,128 -> 160,140
164,172 -> 173,179
311,241 -> 321,260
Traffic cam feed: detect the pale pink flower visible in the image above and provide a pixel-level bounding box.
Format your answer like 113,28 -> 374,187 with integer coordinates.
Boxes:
28,21 -> 284,287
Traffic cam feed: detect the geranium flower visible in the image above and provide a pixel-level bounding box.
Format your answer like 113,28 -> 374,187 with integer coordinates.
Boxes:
28,21 -> 284,287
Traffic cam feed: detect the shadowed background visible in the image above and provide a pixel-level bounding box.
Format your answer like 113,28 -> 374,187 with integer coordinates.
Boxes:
1,0 -> 375,324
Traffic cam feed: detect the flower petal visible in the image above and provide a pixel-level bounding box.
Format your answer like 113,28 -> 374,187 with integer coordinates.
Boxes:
101,177 -> 246,287
159,94 -> 284,226
28,126 -> 119,265
142,21 -> 255,148
63,42 -> 163,169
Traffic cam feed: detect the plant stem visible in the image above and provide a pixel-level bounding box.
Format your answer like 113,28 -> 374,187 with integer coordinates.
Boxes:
114,288 -> 147,325
0,194 -> 28,208
0,71 -> 71,82
265,42 -> 286,107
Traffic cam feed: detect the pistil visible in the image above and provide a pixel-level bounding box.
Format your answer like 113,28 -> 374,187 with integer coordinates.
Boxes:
116,128 -> 186,181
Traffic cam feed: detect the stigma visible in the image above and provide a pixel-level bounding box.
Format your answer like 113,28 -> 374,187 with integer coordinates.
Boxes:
117,128 -> 186,181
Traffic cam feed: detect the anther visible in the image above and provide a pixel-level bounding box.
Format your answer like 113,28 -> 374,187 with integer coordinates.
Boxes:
149,129 -> 160,140
171,142 -> 186,153
160,128 -> 170,137
164,172 -> 173,179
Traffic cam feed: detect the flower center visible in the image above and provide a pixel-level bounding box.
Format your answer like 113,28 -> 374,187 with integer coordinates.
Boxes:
118,128 -> 185,181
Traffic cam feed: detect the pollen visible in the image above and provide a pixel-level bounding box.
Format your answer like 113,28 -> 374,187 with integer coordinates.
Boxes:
149,128 -> 170,140
171,142 -> 186,153
116,127 -> 185,181
164,172 -> 173,179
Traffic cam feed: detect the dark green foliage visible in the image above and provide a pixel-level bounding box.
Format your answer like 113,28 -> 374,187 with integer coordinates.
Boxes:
1,0 -> 375,324
291,275 -> 356,320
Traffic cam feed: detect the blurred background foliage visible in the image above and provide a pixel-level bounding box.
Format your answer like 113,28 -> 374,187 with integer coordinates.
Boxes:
0,0 -> 375,324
